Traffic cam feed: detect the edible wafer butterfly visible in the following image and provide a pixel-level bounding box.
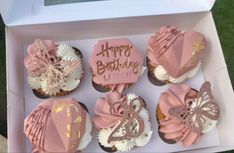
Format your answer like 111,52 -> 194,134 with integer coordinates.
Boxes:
168,81 -> 220,133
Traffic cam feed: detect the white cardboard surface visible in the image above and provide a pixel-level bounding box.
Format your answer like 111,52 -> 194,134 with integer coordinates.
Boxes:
23,34 -> 220,152
6,11 -> 234,152
1,0 -> 215,26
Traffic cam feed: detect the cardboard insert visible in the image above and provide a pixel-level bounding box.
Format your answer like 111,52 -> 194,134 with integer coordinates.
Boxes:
6,12 -> 234,152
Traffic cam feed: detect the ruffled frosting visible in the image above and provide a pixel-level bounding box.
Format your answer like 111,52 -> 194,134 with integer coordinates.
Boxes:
154,62 -> 201,84
25,40 -> 83,96
94,92 -> 152,152
158,82 -> 219,147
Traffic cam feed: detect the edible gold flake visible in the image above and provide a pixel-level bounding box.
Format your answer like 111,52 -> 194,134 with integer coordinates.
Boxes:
77,130 -> 81,138
66,124 -> 71,138
73,116 -> 82,124
192,41 -> 205,56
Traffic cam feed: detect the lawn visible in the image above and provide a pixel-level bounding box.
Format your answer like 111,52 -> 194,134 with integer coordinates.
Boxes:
0,0 -> 234,151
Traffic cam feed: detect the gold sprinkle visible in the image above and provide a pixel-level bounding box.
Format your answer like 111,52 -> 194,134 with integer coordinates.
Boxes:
54,105 -> 65,113
54,103 -> 79,116
77,130 -> 81,138
73,116 -> 82,123
192,41 -> 205,56
67,109 -> 71,117
66,124 -> 71,138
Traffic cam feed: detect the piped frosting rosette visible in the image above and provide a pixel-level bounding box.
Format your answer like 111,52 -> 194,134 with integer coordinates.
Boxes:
24,39 -> 84,97
147,26 -> 206,85
93,90 -> 153,152
157,81 -> 220,147
24,98 -> 92,153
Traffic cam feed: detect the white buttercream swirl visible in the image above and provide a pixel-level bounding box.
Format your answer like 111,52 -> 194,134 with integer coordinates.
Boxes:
28,43 -> 83,96
77,112 -> 92,150
57,43 -> 80,60
98,123 -> 119,148
28,76 -> 41,90
154,62 -> 201,84
98,94 -> 152,152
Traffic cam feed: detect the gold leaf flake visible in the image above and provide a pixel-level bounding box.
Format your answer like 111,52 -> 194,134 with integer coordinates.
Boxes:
73,116 -> 82,124
192,41 -> 205,56
54,104 -> 65,113
66,124 -> 71,138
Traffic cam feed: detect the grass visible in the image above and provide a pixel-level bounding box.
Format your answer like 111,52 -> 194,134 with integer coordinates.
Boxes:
212,0 -> 234,87
0,16 -> 6,137
0,0 -> 234,151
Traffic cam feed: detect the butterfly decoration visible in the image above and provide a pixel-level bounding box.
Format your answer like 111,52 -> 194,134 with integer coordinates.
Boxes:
107,97 -> 145,143
27,39 -> 79,88
168,81 -> 220,133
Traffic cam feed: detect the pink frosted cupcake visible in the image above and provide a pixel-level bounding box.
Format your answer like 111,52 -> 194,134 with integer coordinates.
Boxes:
156,81 -> 220,146
24,39 -> 84,98
147,26 -> 206,86
24,98 -> 92,152
93,91 -> 153,152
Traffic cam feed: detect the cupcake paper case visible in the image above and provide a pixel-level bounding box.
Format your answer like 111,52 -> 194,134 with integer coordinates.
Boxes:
24,98 -> 92,153
24,39 -> 84,97
156,81 -> 220,147
93,91 -> 153,152
147,26 -> 206,85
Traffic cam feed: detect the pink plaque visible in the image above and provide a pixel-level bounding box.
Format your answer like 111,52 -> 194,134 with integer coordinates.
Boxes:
89,38 -> 143,85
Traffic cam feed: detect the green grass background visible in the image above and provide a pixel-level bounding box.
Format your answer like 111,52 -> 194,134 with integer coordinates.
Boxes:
0,0 -> 234,151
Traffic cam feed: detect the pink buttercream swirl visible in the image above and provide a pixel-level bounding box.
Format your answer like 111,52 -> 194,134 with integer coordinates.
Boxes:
24,39 -> 80,88
159,82 -> 219,147
93,91 -> 145,142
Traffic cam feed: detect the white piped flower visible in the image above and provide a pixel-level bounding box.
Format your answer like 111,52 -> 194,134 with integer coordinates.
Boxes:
154,62 -> 201,83
57,43 -> 77,58
139,108 -> 150,121
61,79 -> 80,91
98,127 -> 116,148
135,120 -> 153,146
154,65 -> 169,81
40,80 -> 60,95
127,93 -> 138,102
115,139 -> 136,152
28,76 -> 41,89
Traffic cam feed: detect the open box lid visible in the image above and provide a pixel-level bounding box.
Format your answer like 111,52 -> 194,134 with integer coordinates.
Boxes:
0,0 -> 215,26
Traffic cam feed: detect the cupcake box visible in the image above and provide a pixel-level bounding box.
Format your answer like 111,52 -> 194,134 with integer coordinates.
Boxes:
1,0 -> 234,152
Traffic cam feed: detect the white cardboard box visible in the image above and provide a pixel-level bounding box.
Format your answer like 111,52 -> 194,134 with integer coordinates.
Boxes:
1,0 -> 234,152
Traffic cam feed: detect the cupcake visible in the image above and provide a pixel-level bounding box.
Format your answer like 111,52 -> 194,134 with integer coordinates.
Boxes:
24,98 -> 92,152
147,26 -> 206,86
93,91 -> 153,152
156,81 -> 220,147
24,39 -> 84,98
89,38 -> 144,92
